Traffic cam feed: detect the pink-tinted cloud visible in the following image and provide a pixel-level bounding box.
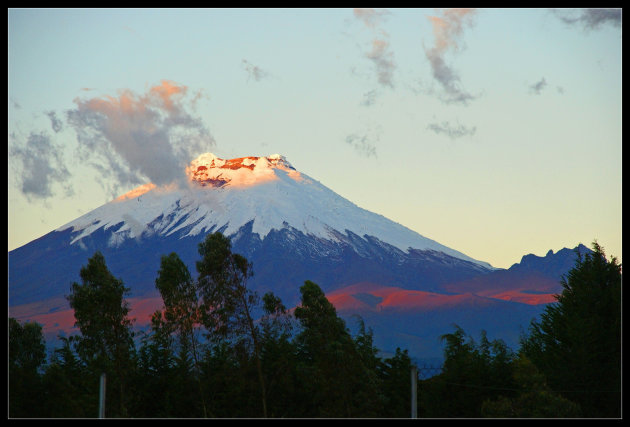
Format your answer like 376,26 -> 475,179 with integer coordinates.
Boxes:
428,8 -> 476,53
424,8 -> 477,105
66,80 -> 215,197
353,8 -> 389,29
353,8 -> 396,88
149,79 -> 187,111
366,38 -> 395,88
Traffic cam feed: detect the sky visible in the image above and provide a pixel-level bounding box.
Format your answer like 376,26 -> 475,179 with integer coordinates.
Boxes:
8,8 -> 622,269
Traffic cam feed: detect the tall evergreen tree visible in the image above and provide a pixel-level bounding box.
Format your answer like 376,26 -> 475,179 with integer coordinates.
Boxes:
66,251 -> 136,417
521,242 -> 621,417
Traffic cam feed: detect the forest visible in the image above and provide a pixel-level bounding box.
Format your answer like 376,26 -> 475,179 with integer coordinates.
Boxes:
8,234 -> 621,418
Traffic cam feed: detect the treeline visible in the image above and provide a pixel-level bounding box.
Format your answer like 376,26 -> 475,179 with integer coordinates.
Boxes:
9,236 -> 621,418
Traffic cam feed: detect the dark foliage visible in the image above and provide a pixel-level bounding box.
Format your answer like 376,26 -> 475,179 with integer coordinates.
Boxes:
520,241 -> 621,417
8,317 -> 46,417
420,326 -> 518,417
8,237 -> 620,419
66,251 -> 136,417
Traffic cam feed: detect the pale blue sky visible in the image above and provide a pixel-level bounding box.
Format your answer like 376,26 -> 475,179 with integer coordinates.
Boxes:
8,8 -> 622,268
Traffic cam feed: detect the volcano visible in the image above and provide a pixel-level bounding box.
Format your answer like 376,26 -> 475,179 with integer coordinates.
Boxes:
9,153 -> 583,360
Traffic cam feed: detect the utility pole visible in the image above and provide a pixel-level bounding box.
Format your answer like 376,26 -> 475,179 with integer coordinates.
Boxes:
99,373 -> 106,418
411,365 -> 418,418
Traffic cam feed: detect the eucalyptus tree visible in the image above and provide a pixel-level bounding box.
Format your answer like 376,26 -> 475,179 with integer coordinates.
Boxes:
66,251 -> 135,417
196,232 -> 268,417
154,251 -> 208,417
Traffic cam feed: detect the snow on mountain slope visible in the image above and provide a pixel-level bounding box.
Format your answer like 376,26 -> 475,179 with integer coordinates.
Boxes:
57,153 -> 492,269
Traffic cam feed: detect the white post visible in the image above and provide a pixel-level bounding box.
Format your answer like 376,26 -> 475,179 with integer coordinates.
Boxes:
99,373 -> 106,418
411,366 -> 418,418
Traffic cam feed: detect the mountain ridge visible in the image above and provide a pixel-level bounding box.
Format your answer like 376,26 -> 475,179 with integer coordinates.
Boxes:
53,153 -> 493,270
8,152 -> 587,359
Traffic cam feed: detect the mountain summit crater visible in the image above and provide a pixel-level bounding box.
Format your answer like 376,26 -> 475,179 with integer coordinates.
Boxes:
186,153 -> 300,188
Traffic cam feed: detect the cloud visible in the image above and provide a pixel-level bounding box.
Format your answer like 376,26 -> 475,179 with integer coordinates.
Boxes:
366,38 -> 396,88
353,8 -> 396,89
529,77 -> 547,95
360,89 -> 379,107
424,8 -> 478,105
552,8 -> 622,31
65,80 -> 215,197
9,131 -> 73,201
345,131 -> 378,158
427,121 -> 476,139
46,110 -> 64,133
353,8 -> 389,29
242,59 -> 270,82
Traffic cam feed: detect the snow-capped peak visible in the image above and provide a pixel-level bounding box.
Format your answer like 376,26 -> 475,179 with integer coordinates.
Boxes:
186,153 -> 298,188
57,152 -> 493,270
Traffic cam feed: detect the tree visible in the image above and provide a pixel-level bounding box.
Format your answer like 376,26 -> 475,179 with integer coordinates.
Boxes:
196,232 -> 268,417
66,251 -> 136,417
293,280 -> 384,417
9,317 -> 46,418
259,292 -> 299,417
380,348 -> 413,418
154,252 -> 207,416
155,253 -> 200,356
133,309 -> 203,418
293,280 -> 353,416
520,242 -> 621,418
421,326 -> 517,418
350,317 -> 386,416
481,354 -> 581,418
41,336 -> 97,418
